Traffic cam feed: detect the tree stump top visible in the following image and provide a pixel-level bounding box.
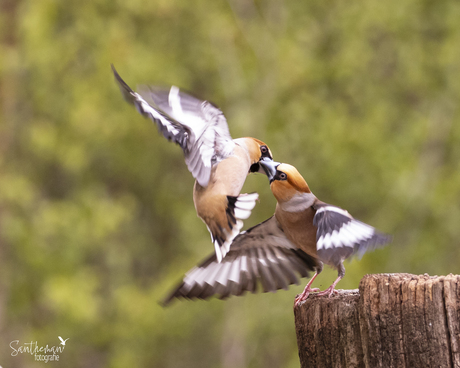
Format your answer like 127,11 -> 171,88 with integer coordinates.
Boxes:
294,273 -> 460,368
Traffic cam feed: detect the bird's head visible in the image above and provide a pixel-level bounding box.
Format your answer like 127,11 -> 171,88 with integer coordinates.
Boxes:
241,137 -> 274,174
259,161 -> 311,203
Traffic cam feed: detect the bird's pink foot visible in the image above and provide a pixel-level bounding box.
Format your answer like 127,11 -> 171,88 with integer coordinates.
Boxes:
294,271 -> 321,307
294,286 -> 321,307
315,286 -> 339,298
314,274 -> 343,298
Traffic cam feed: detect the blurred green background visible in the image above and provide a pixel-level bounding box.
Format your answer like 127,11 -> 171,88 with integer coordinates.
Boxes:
1,0 -> 460,366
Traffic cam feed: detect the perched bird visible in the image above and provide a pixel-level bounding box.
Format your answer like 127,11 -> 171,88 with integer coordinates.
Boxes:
162,161 -> 390,306
112,66 -> 274,262
262,162 -> 391,306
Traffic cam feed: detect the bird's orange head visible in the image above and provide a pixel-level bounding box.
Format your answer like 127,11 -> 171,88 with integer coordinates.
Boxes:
239,137 -> 274,173
259,161 -> 311,203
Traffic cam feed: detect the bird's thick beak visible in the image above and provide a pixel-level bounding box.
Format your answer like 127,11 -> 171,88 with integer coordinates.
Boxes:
259,158 -> 280,183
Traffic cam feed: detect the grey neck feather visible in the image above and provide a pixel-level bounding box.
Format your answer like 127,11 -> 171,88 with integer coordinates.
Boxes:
280,192 -> 316,212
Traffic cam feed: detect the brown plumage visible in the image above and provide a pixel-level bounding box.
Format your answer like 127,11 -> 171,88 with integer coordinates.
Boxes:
112,66 -> 274,261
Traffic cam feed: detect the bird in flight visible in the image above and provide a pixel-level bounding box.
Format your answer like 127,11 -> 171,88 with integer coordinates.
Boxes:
58,336 -> 69,346
112,65 -> 274,262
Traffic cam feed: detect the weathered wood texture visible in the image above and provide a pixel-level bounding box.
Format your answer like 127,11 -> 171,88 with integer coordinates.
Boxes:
294,273 -> 460,368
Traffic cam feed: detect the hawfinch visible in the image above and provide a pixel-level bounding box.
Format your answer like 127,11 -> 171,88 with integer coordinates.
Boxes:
162,162 -> 390,306
112,66 -> 274,262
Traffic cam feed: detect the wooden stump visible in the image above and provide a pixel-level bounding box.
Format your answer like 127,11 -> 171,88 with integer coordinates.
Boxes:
294,273 -> 460,368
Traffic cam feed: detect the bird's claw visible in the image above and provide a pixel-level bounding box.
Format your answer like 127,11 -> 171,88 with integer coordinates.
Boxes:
315,287 -> 339,298
294,287 -> 321,307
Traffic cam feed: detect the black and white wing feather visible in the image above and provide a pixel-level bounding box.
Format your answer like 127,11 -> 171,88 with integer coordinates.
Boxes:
313,202 -> 391,268
112,65 -> 234,187
162,216 -> 317,305
112,66 -> 189,150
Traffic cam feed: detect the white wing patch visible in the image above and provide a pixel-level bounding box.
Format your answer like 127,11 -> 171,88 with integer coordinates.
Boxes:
314,204 -> 391,267
316,219 -> 376,251
315,205 -> 375,251
233,193 -> 259,220
214,193 -> 259,263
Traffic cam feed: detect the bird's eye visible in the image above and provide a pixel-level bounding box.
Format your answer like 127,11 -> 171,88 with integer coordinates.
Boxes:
279,172 -> 287,180
260,145 -> 268,155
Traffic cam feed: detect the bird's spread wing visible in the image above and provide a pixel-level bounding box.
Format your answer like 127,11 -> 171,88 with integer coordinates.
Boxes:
312,202 -> 391,268
162,216 -> 317,305
112,66 -> 190,152
139,86 -> 235,187
112,66 -> 234,187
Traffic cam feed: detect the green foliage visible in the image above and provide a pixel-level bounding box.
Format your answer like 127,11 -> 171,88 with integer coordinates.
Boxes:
1,0 -> 460,366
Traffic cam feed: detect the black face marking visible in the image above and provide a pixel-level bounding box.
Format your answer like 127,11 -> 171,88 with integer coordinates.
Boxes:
249,163 -> 260,173
260,145 -> 271,159
274,171 -> 287,181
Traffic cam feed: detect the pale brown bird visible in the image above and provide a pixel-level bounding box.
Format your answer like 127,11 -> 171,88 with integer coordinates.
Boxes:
163,162 -> 390,306
112,66 -> 274,262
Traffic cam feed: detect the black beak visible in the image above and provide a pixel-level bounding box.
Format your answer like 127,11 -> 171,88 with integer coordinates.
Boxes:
259,158 -> 280,183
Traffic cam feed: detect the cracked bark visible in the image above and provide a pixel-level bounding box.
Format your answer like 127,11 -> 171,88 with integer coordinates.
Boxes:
294,273 -> 460,368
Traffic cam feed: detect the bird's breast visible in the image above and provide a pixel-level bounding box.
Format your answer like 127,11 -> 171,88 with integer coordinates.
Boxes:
193,148 -> 251,220
212,147 -> 251,195
275,206 -> 318,258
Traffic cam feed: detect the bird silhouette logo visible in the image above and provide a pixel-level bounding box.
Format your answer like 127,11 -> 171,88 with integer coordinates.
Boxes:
58,336 -> 69,346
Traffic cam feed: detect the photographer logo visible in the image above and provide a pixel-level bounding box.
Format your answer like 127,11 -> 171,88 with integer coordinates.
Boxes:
10,337 -> 68,363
